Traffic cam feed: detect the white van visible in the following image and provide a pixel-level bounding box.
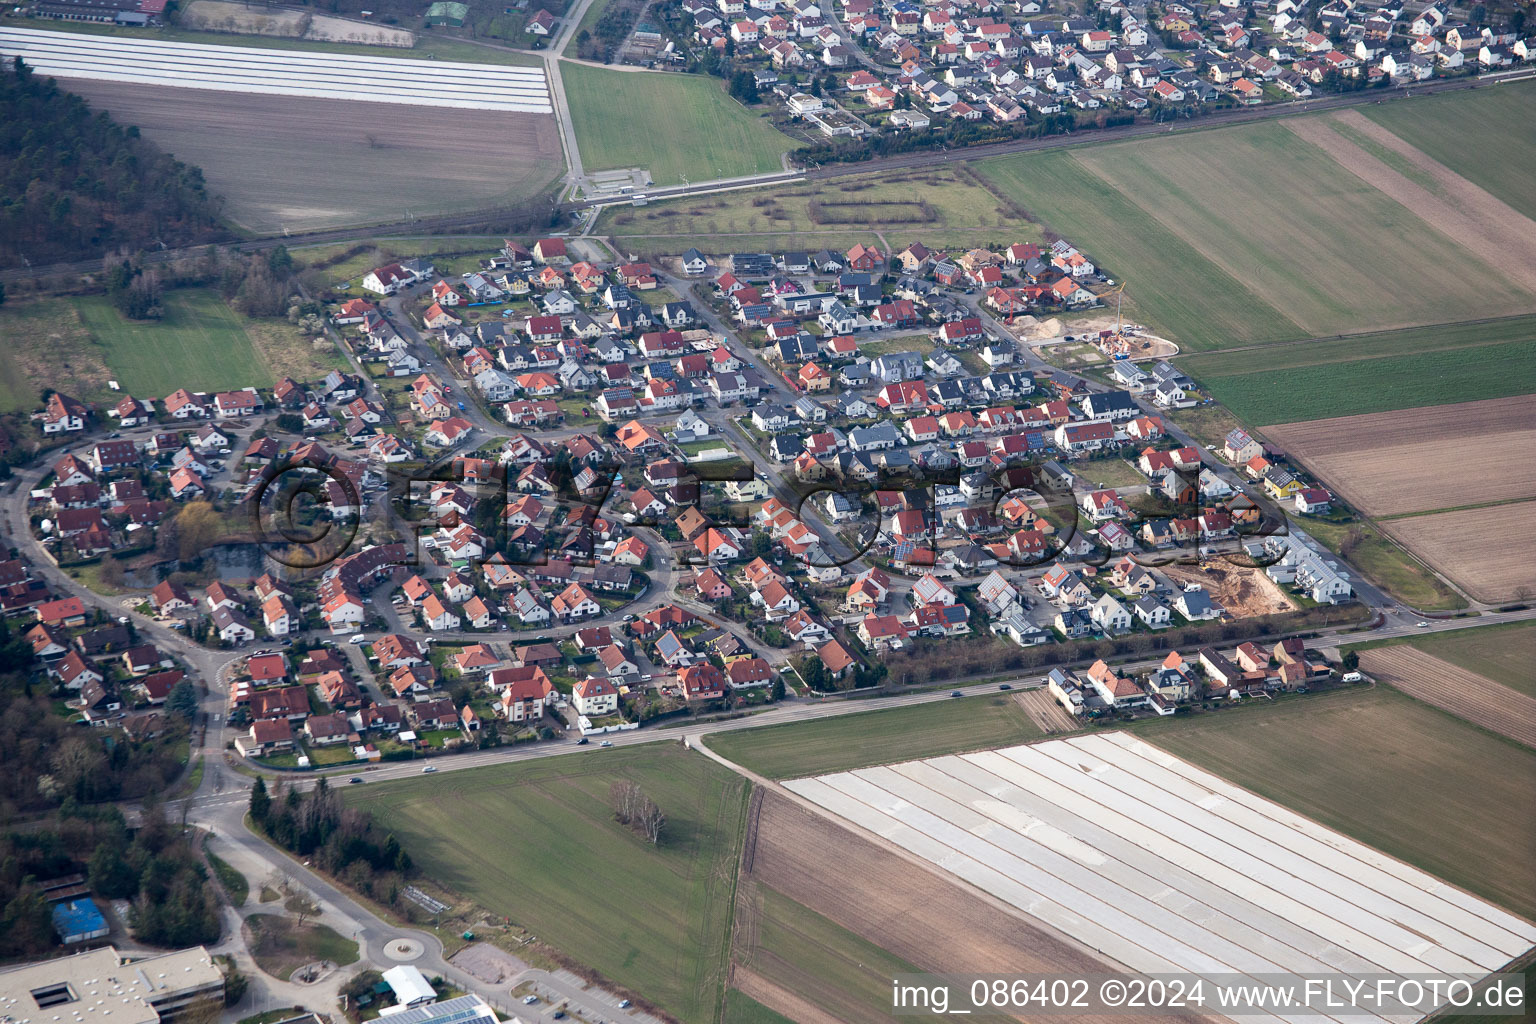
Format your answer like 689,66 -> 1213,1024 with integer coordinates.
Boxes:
349,634 -> 367,644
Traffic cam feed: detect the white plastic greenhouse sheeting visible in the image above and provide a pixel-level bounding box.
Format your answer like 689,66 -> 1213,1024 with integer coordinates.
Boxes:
785,736 -> 1536,1024
0,28 -> 553,112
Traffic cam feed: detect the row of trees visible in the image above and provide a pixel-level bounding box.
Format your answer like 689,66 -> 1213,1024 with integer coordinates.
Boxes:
0,59 -> 224,269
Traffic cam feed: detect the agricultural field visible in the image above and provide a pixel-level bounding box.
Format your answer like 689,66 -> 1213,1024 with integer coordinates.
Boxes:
721,991 -> 795,1024
1067,121 -> 1534,338
707,692 -> 1042,780
1140,685 -> 1536,920
1177,314 -> 1536,379
1180,329 -> 1536,425
1380,502 -> 1536,605
789,730 -> 1536,992
25,16 -> 543,65
1388,621 -> 1536,698
1362,80 -> 1536,220
343,745 -> 750,1024
562,64 -> 799,185
738,791 -> 1119,1024
978,150 -> 1300,351
1303,516 -> 1466,611
1286,111 -> 1536,299
68,80 -> 560,232
1359,646 -> 1536,748
732,885 -> 926,1024
602,166 -> 1033,250
1264,396 -> 1536,517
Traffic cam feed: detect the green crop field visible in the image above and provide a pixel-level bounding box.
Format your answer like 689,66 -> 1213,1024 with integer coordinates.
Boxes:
722,991 -> 795,1024
1177,315 -> 1536,379
1068,122 -> 1532,337
73,290 -> 275,395
1363,81 -> 1536,219
708,693 -> 1043,780
1140,686 -> 1536,919
1184,334 -> 1536,426
978,150 -> 1302,350
562,64 -> 800,184
344,745 -> 749,1024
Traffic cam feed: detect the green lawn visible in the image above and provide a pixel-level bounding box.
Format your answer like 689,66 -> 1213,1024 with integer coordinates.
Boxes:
978,150 -> 1301,350
1138,685 -> 1536,920
1303,516 -> 1466,611
1362,80 -> 1536,220
343,745 -> 749,1024
73,289 -> 274,395
21,19 -> 543,66
1184,334 -> 1536,426
243,914 -> 360,980
561,63 -> 799,184
707,693 -> 1044,780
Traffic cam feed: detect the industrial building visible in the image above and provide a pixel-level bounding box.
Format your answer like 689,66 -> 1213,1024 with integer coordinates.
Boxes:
0,947 -> 224,1024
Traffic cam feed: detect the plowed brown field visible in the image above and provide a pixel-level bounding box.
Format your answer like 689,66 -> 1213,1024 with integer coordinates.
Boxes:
1361,646 -> 1536,748
66,81 -> 561,233
737,790 -> 1215,1024
1380,502 -> 1536,604
1266,395 -> 1536,517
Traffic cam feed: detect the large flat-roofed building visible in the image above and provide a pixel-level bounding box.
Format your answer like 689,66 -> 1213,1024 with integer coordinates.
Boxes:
0,947 -> 223,1024
378,994 -> 500,1024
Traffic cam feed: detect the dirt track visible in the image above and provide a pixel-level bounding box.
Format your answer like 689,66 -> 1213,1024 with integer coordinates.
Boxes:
1288,112 -> 1536,296
66,81 -> 561,233
738,790 -> 1216,1024
1267,395 -> 1536,517
1380,501 -> 1536,604
1362,646 -> 1536,748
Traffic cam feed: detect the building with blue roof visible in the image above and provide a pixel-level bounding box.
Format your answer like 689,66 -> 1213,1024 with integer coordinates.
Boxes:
52,898 -> 109,943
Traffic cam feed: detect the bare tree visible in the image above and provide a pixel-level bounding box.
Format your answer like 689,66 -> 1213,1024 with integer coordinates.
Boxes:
610,781 -> 665,845
285,891 -> 320,928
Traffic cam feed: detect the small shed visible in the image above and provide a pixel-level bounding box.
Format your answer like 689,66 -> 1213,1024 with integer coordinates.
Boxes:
53,899 -> 110,943
382,965 -> 437,1007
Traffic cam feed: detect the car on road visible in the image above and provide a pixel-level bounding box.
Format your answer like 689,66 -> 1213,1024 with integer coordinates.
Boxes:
1417,620 -> 1430,627
950,690 -> 963,698
576,737 -> 589,745
599,740 -> 613,748
349,634 -> 367,644
117,616 -> 130,624
421,765 -> 437,773
998,683 -> 1012,691
349,777 -> 363,784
